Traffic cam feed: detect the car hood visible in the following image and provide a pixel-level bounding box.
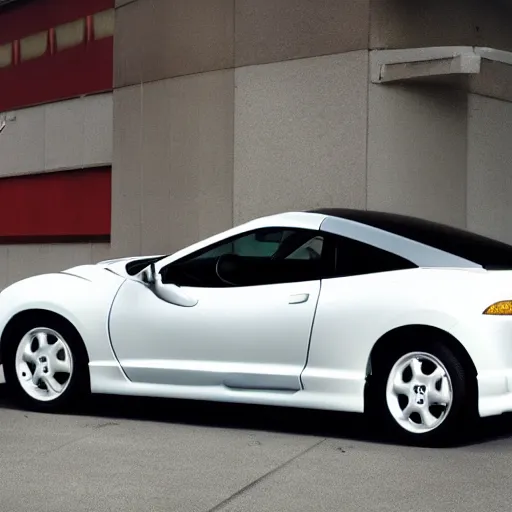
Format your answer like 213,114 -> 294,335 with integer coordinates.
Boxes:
97,255 -> 162,266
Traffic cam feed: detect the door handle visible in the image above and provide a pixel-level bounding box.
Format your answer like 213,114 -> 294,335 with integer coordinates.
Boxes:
289,293 -> 309,304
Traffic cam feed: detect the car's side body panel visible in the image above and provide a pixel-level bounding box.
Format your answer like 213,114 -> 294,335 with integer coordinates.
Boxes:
301,268 -> 472,412
2,210 -> 512,420
95,264 -> 512,417
108,277 -> 322,392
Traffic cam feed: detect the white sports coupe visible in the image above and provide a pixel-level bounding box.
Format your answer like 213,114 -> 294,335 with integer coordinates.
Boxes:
1,208 -> 512,445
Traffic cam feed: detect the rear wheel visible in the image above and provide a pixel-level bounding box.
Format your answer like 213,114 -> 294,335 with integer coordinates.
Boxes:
369,340 -> 474,446
3,318 -> 89,412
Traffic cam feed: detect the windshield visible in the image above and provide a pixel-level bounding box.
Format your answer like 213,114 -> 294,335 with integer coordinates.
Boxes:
314,209 -> 512,269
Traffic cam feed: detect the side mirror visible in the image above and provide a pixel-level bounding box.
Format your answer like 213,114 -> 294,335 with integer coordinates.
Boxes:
140,262 -> 156,284
141,263 -> 198,307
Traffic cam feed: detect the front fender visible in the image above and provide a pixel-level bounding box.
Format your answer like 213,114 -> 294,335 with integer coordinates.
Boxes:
0,266 -> 126,364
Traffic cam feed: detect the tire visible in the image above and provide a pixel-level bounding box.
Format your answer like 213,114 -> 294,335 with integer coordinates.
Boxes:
3,317 -> 90,412
368,338 -> 474,447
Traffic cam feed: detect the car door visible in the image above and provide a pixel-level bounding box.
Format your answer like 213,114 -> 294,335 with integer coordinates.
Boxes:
108,227 -> 328,392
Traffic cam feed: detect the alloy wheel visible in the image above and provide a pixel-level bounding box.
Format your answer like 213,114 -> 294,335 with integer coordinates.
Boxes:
14,327 -> 74,402
385,351 -> 453,434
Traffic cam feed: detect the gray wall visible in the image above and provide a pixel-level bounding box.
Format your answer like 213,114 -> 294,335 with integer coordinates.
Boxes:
110,70 -> 234,257
367,84 -> 468,228
467,94 -> 512,243
1,0 -> 512,286
0,93 -> 113,288
234,51 -> 368,224
109,0 -> 512,260
0,93 -> 113,177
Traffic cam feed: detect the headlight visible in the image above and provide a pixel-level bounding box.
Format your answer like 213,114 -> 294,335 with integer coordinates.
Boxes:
483,301 -> 512,315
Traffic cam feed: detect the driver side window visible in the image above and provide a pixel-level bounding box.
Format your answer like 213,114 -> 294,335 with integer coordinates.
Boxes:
194,230 -> 287,260
161,228 -> 326,288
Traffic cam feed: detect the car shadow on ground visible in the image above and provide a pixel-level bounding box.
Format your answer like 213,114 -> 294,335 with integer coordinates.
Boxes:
0,384 -> 511,448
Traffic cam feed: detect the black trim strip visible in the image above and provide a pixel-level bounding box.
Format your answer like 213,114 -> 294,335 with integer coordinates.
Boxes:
0,234 -> 110,245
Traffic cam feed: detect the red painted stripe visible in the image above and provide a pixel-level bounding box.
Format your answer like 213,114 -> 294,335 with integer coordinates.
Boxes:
86,15 -> 94,43
0,167 -> 111,243
0,37 -> 113,112
0,0 -> 113,45
12,38 -> 19,65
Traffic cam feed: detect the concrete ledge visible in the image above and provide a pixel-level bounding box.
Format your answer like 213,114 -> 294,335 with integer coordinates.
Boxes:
475,47 -> 512,66
371,46 -> 479,83
371,46 -> 512,87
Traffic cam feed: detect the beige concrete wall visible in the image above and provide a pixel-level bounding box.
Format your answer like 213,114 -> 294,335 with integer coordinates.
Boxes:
469,60 -> 512,104
365,84 -> 512,243
115,0 -> 512,84
367,84 -> 512,245
234,0 -> 369,67
111,0 -> 512,255
111,0 -> 374,255
110,70 -> 234,258
114,0 -> 371,88
234,51 -> 368,224
367,83 -> 468,227
114,0 -> 235,88
0,93 -> 113,177
467,94 -> 512,244
0,243 -> 110,289
370,0 -> 512,52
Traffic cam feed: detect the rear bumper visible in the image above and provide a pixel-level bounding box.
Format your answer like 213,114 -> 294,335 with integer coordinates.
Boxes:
451,316 -> 512,418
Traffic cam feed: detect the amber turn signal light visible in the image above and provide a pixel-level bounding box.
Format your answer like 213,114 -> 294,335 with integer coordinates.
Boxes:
483,301 -> 512,315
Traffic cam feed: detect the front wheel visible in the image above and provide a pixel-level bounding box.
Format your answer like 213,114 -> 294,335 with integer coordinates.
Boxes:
3,320 -> 89,412
369,340 -> 474,446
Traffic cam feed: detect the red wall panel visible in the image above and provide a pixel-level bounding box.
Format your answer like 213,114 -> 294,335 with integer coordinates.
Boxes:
0,38 -> 113,112
0,0 -> 114,111
0,0 -> 113,45
0,167 -> 111,244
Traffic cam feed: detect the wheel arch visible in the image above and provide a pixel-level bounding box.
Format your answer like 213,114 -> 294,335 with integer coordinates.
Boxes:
0,308 -> 90,366
365,324 -> 478,411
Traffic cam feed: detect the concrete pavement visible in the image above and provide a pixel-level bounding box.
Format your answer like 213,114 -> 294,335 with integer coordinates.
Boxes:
1,387 -> 512,512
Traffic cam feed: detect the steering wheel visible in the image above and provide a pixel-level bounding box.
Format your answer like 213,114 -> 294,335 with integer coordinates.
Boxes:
215,254 -> 239,286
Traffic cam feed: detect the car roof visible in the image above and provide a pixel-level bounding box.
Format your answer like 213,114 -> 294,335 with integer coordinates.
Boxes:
309,208 -> 512,270
310,207 -> 446,226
